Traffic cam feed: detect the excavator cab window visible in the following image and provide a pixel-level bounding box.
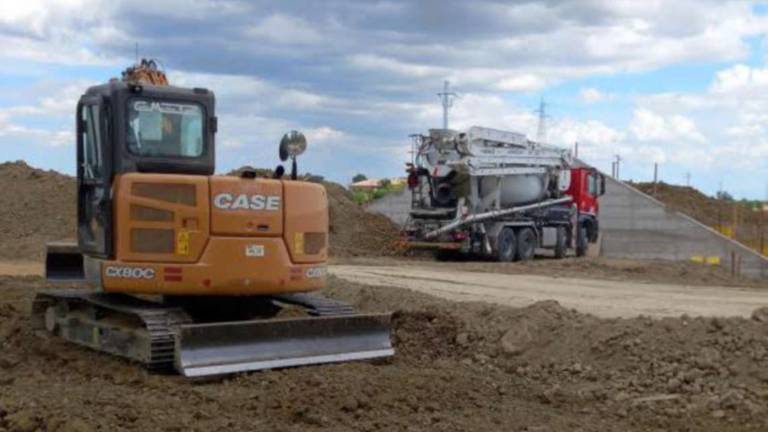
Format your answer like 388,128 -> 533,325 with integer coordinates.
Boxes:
126,99 -> 204,158
81,105 -> 104,180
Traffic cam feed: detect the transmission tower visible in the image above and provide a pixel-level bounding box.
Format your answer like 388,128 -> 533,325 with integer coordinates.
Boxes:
437,80 -> 457,130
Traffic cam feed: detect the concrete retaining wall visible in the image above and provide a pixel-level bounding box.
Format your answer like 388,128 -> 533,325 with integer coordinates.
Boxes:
365,188 -> 411,227
600,176 -> 768,280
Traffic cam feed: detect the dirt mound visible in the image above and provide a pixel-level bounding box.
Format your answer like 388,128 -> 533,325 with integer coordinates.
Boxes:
324,182 -> 400,257
1,275 -> 767,431
631,181 -> 766,254
0,162 -> 399,261
0,161 -> 76,261
227,166 -> 401,257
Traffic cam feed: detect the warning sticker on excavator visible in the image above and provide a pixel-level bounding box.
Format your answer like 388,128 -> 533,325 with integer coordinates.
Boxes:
177,231 -> 190,256
245,244 -> 265,257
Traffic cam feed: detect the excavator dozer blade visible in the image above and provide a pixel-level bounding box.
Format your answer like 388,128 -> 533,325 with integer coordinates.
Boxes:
175,313 -> 394,377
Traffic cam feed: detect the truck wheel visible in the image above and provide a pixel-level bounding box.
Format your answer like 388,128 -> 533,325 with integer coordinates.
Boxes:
554,226 -> 567,259
516,227 -> 536,261
575,226 -> 588,257
495,228 -> 516,262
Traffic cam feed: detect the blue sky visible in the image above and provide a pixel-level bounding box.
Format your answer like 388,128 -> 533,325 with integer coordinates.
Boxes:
1,1 -> 768,199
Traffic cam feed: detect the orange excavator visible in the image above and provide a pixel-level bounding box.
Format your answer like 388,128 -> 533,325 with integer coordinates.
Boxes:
34,60 -> 393,377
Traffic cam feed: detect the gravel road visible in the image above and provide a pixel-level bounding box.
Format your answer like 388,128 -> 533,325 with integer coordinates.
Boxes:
331,264 -> 768,318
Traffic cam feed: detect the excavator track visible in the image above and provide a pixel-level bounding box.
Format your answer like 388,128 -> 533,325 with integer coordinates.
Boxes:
32,290 -> 393,377
32,290 -> 192,371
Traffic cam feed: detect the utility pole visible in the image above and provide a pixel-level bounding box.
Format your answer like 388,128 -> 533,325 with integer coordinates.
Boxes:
614,154 -> 622,180
535,98 -> 548,144
653,163 -> 659,195
763,180 -> 768,255
574,142 -> 579,159
685,172 -> 691,187
437,80 -> 457,130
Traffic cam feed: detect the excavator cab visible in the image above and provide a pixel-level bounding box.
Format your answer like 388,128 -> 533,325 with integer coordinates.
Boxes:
47,81 -> 217,280
38,61 -> 393,377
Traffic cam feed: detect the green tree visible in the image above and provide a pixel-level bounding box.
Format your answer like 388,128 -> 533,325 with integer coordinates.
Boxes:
380,178 -> 392,188
352,174 -> 368,183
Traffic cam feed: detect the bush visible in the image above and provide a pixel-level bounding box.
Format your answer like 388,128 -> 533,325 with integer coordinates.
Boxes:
352,190 -> 371,205
372,189 -> 388,200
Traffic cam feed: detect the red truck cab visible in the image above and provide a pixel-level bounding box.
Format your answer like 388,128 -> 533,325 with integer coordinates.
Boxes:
566,167 -> 605,252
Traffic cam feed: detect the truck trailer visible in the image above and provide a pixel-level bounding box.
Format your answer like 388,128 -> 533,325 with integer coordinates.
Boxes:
401,126 -> 605,261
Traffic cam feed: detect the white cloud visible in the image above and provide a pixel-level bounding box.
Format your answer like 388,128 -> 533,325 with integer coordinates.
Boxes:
496,74 -> 546,92
305,127 -> 345,143
348,54 -> 444,78
579,87 -> 613,103
629,109 -> 705,143
247,14 -> 327,45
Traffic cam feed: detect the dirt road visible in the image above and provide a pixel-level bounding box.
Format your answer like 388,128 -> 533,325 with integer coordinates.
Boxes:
331,265 -> 768,318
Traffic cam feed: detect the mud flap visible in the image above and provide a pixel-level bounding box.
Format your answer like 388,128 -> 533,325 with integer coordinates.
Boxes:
175,313 -> 394,377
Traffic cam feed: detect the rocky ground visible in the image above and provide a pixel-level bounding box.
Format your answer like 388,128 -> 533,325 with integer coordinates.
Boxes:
1,275 -> 768,431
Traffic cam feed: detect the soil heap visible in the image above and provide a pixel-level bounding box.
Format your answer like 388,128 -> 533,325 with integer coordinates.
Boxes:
0,161 -> 76,261
228,166 -> 400,257
0,162 -> 399,261
631,181 -> 766,253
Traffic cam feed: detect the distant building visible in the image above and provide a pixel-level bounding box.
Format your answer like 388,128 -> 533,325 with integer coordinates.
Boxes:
349,179 -> 382,191
349,177 -> 407,192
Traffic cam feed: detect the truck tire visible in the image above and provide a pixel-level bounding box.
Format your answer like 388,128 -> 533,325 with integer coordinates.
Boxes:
516,227 -> 536,261
495,228 -> 516,262
575,226 -> 588,257
554,226 -> 567,259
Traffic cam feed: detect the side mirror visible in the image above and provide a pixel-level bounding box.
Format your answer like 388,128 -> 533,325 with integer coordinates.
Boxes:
279,131 -> 307,180
279,131 -> 307,162
599,174 -> 606,196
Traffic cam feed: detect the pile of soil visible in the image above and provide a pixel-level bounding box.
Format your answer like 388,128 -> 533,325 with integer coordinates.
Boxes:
1,275 -> 767,431
228,166 -> 401,257
324,182 -> 400,258
631,182 -> 766,252
0,161 -> 76,261
0,162 -> 400,261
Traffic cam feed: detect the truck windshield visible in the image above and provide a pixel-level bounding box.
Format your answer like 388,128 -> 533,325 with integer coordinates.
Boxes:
127,99 -> 204,157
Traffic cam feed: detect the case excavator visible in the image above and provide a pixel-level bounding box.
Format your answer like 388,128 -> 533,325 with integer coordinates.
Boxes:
34,60 -> 393,377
